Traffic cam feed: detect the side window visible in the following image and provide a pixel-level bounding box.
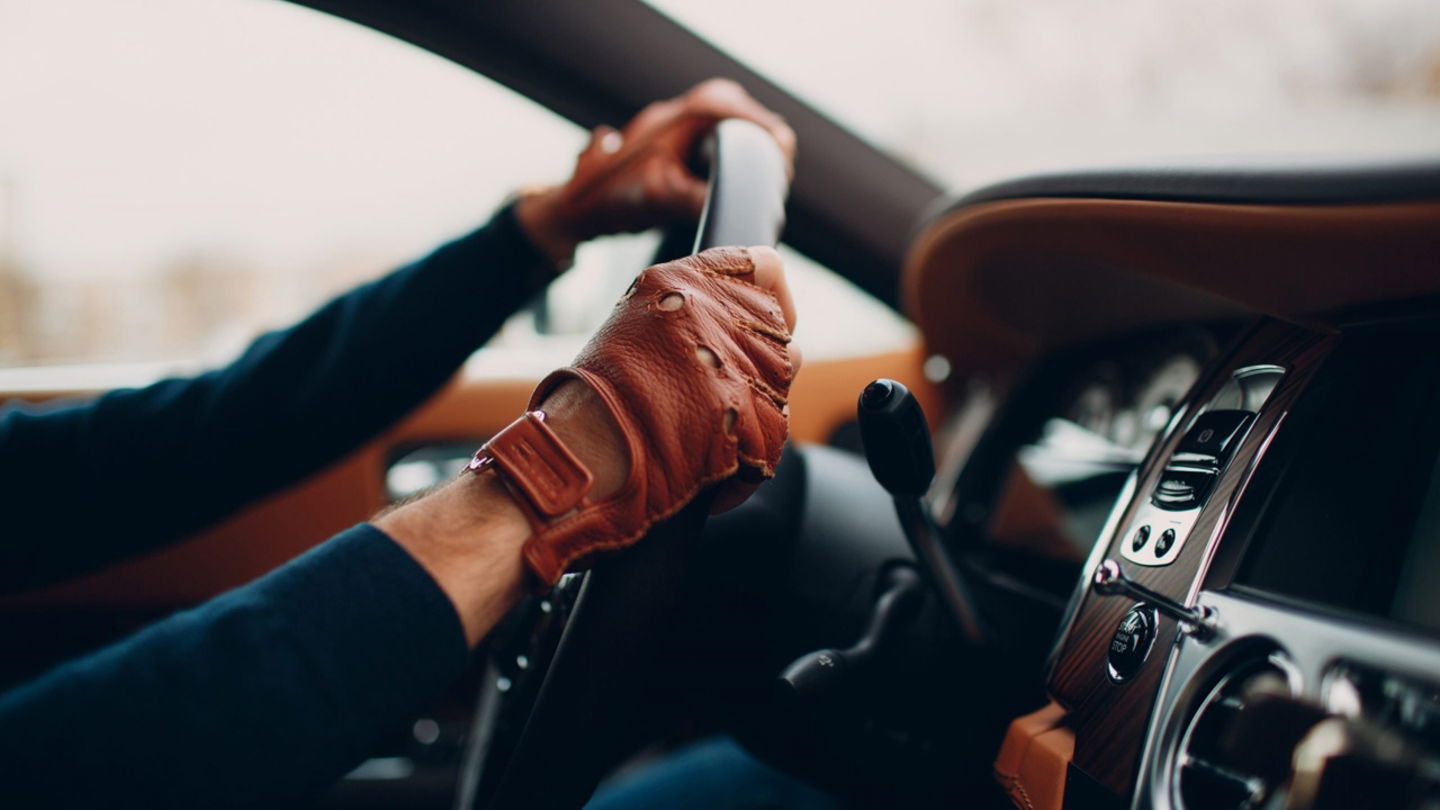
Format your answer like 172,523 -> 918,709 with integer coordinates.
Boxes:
0,0 -> 586,372
0,0 -> 911,382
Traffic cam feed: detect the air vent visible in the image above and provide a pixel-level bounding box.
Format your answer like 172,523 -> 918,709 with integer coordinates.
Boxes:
1174,651 -> 1300,810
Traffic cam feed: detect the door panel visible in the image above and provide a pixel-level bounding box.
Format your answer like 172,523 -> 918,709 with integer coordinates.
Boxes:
0,348 -> 937,609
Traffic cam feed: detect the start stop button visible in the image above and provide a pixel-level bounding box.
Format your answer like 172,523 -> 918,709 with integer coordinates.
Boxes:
1108,605 -> 1157,683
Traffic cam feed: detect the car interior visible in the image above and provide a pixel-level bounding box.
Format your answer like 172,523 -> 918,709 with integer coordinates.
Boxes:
3,1 -> 1440,809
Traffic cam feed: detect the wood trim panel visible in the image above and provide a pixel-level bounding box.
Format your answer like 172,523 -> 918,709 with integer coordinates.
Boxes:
1045,319 -> 1337,796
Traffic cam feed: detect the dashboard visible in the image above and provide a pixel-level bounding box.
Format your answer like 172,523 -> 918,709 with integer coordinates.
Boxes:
903,159 -> 1440,810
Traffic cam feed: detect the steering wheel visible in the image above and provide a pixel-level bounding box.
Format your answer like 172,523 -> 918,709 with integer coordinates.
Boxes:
453,118 -> 791,810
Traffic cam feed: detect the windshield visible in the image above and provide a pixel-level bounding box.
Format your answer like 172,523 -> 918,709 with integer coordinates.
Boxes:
0,0 -> 914,376
647,0 -> 1440,190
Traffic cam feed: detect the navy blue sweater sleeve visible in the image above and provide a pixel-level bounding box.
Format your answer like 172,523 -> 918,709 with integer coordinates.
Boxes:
0,524 -> 470,808
0,203 -> 552,593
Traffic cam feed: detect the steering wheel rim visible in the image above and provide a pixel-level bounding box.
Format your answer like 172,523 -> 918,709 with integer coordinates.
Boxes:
455,118 -> 790,810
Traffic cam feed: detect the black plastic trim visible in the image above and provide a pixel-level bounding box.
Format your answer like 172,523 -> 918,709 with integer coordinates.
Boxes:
948,155 -> 1440,210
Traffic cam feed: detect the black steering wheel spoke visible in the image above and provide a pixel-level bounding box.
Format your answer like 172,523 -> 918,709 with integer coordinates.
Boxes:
456,573 -> 587,809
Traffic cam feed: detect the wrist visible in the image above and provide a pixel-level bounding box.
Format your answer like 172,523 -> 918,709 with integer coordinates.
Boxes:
375,472 -> 530,646
537,382 -> 629,501
514,186 -> 581,271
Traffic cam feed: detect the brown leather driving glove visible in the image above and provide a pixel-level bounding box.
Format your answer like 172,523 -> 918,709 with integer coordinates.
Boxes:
469,247 -> 793,587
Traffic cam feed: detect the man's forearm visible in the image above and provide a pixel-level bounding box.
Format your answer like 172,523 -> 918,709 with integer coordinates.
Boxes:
0,525 -> 472,808
376,473 -> 529,646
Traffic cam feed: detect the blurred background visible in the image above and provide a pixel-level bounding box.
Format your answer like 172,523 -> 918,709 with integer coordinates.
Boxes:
1,0 -> 1437,378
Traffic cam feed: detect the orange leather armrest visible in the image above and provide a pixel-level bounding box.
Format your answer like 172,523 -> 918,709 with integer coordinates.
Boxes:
994,701 -> 1075,810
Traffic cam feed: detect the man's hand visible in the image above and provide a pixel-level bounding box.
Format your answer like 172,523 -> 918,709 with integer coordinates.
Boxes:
514,79 -> 797,267
377,246 -> 798,644
496,245 -> 801,586
538,242 -> 800,507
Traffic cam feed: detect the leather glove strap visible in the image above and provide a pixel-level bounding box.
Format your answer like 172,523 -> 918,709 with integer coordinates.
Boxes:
468,411 -> 595,531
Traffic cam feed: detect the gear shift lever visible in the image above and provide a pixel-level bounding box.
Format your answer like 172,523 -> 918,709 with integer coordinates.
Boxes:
858,379 -> 987,644
777,565 -> 924,700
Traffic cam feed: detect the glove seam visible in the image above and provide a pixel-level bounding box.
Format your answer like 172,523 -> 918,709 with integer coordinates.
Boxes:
699,272 -> 786,313
737,318 -> 791,344
746,376 -> 788,410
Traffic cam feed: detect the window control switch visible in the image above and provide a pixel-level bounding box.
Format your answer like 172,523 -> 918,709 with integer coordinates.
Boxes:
1151,467 -> 1217,511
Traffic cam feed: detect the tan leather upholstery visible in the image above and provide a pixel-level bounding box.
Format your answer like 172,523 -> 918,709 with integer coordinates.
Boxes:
905,198 -> 1440,376
994,702 -> 1075,810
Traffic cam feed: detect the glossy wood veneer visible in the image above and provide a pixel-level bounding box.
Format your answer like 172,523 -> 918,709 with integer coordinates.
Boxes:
1045,318 -> 1337,796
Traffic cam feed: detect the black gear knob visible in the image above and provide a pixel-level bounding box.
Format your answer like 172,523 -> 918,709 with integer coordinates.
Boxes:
856,378 -> 987,644
857,379 -> 935,497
